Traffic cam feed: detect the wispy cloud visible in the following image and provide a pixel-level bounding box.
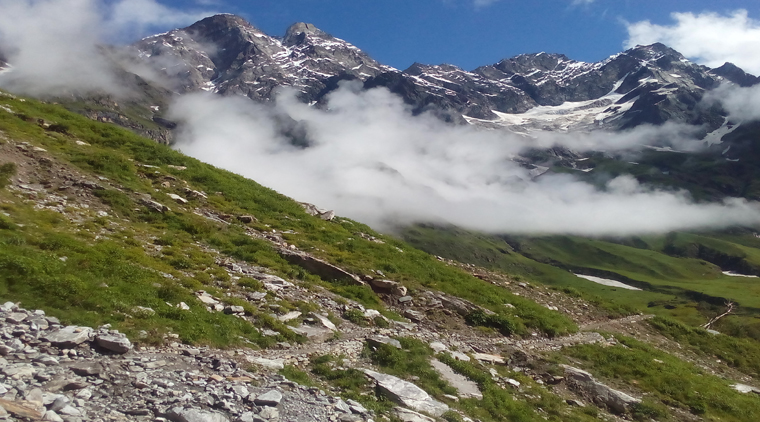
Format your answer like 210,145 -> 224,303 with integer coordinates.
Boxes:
571,0 -> 596,6
0,0 -> 213,96
625,10 -> 760,75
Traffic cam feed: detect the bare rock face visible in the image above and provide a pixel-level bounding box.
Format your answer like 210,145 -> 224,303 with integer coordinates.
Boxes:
562,365 -> 640,414
363,370 -> 449,417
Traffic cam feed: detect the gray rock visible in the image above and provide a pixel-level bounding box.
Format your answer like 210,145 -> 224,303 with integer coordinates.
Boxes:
6,312 -> 28,324
366,335 -> 401,349
429,342 -> 448,353
70,363 -> 101,376
43,410 -> 64,422
237,412 -> 256,422
258,406 -> 279,420
166,407 -> 230,422
392,407 -> 436,422
58,405 -> 81,416
334,399 -> 351,413
277,311 -> 302,322
363,369 -> 449,416
43,326 -> 92,349
33,354 -> 59,366
310,313 -> 337,331
430,359 -> 482,399
289,325 -> 335,342
403,309 -> 424,322
368,279 -> 407,296
50,397 -> 71,412
95,332 -> 132,354
254,390 -> 283,407
733,384 -> 760,394
562,365 -> 640,414
246,357 -> 284,370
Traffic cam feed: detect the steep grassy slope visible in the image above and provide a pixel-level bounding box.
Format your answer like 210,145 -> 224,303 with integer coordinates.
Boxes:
0,90 -> 577,346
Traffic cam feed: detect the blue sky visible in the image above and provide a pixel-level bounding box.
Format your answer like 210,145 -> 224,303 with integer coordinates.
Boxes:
154,0 -> 759,71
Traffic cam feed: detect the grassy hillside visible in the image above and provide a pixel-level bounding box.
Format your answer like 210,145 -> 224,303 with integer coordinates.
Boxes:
0,90 -> 578,346
402,225 -> 760,337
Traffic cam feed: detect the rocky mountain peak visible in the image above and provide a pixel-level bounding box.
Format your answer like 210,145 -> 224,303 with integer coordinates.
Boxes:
624,42 -> 685,62
492,52 -> 575,75
283,22 -> 327,45
712,62 -> 760,87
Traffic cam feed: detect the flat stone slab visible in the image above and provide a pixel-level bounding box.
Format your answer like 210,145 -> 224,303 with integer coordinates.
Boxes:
472,353 -> 505,365
363,369 -> 448,417
289,325 -> 334,342
277,311 -> 302,322
366,335 -> 402,349
562,365 -> 640,414
392,407 -> 436,422
254,390 -> 283,407
43,326 -> 92,349
166,407 -> 229,422
429,359 -> 482,399
246,357 -> 284,370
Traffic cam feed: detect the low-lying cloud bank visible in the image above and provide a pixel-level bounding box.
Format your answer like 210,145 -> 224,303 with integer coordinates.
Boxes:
169,86 -> 760,235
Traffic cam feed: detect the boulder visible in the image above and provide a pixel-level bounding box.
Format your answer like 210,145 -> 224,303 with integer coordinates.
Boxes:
368,279 -> 407,296
363,370 -> 449,416
95,332 -> 132,354
254,390 -> 283,407
279,250 -> 363,285
43,326 -> 92,349
562,365 -> 640,414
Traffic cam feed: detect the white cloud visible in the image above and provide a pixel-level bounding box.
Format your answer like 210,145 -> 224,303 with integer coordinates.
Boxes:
0,0 -> 212,96
169,84 -> 760,236
625,10 -> 760,75
571,0 -> 596,6
705,83 -> 760,122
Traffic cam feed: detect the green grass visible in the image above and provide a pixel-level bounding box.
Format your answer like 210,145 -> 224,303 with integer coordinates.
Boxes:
562,336 -> 760,421
649,316 -> 760,377
403,224 -> 760,337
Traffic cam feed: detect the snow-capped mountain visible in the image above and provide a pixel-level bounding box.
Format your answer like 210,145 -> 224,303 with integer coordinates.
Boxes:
124,15 -> 757,138
372,43 -> 732,133
131,14 -> 394,103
